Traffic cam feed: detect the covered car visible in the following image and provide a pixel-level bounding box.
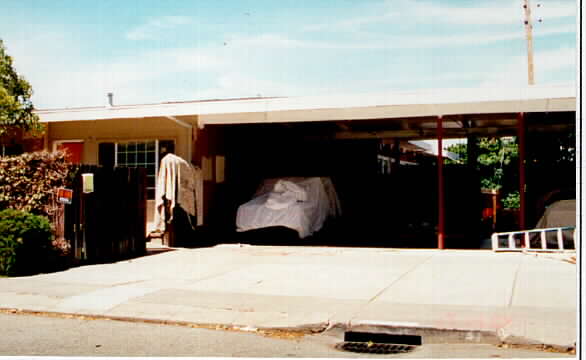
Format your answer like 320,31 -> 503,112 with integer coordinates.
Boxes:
535,199 -> 575,228
236,177 -> 341,238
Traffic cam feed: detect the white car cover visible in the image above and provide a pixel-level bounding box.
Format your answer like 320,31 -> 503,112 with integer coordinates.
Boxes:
535,199 -> 575,228
236,177 -> 341,238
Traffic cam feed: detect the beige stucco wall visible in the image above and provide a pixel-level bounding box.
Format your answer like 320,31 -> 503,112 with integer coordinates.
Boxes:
47,116 -> 196,164
47,116 -> 197,233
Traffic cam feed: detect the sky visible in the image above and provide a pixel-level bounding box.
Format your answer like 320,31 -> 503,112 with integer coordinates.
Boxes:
0,0 -> 578,109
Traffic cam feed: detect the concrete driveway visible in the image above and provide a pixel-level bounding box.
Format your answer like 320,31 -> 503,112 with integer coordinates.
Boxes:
0,245 -> 577,348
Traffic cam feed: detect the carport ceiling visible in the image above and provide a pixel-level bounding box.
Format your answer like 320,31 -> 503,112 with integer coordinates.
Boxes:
218,111 -> 575,140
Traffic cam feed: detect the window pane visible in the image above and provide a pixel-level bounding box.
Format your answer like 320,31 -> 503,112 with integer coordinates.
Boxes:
117,152 -> 125,166
136,151 -> 146,164
116,140 -> 161,200
147,151 -> 155,163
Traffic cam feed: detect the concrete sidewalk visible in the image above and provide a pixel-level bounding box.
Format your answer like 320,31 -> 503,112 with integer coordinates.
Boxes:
0,245 -> 577,348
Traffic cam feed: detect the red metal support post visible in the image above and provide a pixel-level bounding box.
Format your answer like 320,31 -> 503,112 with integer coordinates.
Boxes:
518,112 -> 527,230
437,115 -> 445,249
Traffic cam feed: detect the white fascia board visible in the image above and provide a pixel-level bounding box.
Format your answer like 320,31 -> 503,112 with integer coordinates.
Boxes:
198,98 -> 573,126
37,86 -> 576,124
198,86 -> 576,116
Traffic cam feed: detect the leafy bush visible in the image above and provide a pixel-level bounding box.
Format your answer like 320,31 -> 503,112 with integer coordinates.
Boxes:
502,191 -> 520,210
0,209 -> 54,276
0,150 -> 74,216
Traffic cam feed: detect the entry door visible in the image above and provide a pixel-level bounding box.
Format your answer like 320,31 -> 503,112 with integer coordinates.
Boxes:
57,142 -> 84,164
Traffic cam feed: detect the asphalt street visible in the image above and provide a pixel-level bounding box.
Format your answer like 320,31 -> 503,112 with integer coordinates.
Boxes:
0,313 -> 574,358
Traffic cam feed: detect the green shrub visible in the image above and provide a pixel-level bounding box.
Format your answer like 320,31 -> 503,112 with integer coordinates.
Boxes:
0,209 -> 54,276
0,150 -> 75,216
502,191 -> 520,210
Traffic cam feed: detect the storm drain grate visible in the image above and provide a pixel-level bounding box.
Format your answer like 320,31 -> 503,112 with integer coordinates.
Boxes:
336,342 -> 416,354
336,331 -> 421,355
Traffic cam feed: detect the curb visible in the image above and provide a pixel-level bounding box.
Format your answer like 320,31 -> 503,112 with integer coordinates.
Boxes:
343,320 -> 500,345
0,307 -> 575,353
0,307 -> 328,337
336,320 -> 575,353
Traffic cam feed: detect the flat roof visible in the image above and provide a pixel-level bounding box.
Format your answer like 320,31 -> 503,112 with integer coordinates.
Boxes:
37,85 -> 576,125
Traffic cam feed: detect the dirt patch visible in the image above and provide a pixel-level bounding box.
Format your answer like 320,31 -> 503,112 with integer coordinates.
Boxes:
497,342 -> 576,355
0,308 -> 317,340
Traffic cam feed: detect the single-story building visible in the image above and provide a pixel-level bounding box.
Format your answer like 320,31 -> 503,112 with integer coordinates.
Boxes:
36,86 -> 576,248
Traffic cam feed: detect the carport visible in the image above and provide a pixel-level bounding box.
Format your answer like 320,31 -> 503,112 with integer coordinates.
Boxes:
36,86 -> 576,249
193,86 -> 576,249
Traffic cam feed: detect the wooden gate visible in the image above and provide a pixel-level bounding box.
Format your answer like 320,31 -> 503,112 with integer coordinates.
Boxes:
64,166 -> 147,263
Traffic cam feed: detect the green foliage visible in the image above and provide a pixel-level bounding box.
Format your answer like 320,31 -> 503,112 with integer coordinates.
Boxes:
502,191 -> 520,209
0,151 -> 75,216
0,151 -> 75,274
477,138 -> 518,191
447,137 -> 519,191
0,39 -> 42,138
447,137 -> 520,209
0,209 -> 54,276
444,143 -> 467,165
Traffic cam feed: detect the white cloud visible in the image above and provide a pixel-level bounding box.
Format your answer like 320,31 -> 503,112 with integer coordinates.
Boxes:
531,1 -> 577,20
3,1 -> 576,110
395,0 -> 577,25
225,34 -> 324,49
225,22 -> 573,52
480,46 -> 576,87
301,13 -> 397,32
534,23 -> 576,36
304,0 -> 576,31
126,16 -> 193,41
19,43 -> 225,108
190,73 -> 334,100
20,27 -> 576,109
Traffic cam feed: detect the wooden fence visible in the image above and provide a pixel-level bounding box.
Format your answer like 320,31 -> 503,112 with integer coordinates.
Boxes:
64,166 -> 147,263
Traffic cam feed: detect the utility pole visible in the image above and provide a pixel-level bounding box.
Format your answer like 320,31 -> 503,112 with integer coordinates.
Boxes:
522,0 -> 535,85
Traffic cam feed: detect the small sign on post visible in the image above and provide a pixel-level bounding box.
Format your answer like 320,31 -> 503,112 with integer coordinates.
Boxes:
82,173 -> 94,193
57,188 -> 73,204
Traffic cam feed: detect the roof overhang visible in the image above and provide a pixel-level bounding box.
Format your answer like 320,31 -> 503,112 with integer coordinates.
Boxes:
36,86 -> 576,126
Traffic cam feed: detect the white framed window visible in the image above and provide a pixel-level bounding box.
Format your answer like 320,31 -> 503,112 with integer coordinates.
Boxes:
99,139 -> 175,199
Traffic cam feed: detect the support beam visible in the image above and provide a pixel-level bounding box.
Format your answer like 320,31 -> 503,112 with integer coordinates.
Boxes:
330,124 -> 573,141
336,122 -> 352,131
437,115 -> 445,249
518,112 -> 527,231
467,135 -> 484,231
466,137 -> 477,167
392,139 -> 401,173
